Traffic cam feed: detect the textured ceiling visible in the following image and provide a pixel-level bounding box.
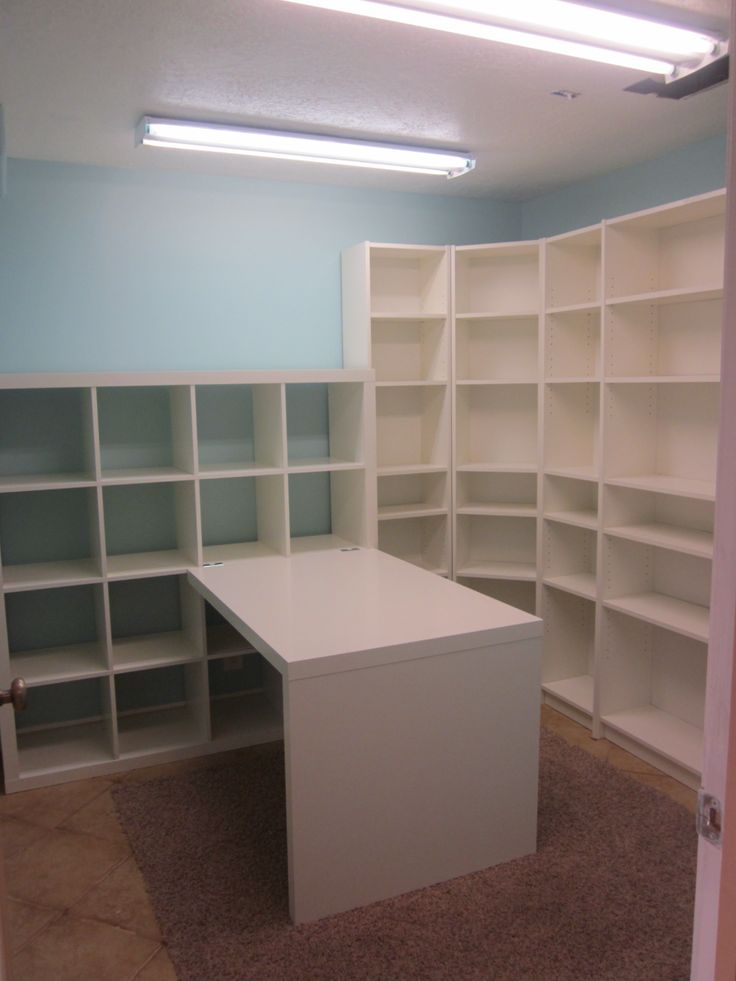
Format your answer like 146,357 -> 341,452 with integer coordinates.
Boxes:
0,0 -> 730,198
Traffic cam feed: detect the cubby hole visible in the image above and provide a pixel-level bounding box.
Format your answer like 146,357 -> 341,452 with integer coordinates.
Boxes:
200,474 -> 287,560
456,471 -> 536,516
115,662 -> 206,757
604,381 -> 718,496
543,521 -> 597,600
456,385 -> 537,469
103,481 -> 198,576
603,537 -> 711,642
208,652 -> 283,746
5,585 -> 108,685
376,385 -> 449,470
545,310 -> 601,380
16,677 -> 114,776
195,384 -> 283,474
369,247 -> 447,316
378,514 -> 449,575
205,603 -> 256,659
544,382 -> 599,479
455,317 -> 538,382
97,386 -> 194,480
289,469 -> 367,552
600,610 -> 706,779
455,244 -> 540,316
109,575 -> 202,672
371,319 -> 448,382
604,297 -> 721,379
605,197 -> 725,300
377,471 -> 447,520
543,474 -> 598,529
455,514 -> 536,580
545,227 -> 602,309
456,576 -> 537,616
603,485 -> 713,558
0,388 -> 96,488
0,488 -> 102,589
541,587 -> 595,718
286,383 -> 363,468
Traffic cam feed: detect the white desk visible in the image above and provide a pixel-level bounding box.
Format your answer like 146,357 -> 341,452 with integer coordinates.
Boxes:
189,547 -> 542,923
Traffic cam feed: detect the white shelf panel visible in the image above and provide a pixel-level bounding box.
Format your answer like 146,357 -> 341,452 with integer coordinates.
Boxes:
397,557 -> 448,577
456,463 -> 538,474
606,376 -> 719,385
605,286 -> 723,308
117,705 -> 202,758
546,302 -> 601,315
378,464 -> 449,477
0,473 -> 96,493
604,593 -> 709,643
11,642 -> 108,686
290,534 -> 356,554
202,542 -> 280,564
100,467 -> 194,484
455,311 -> 539,321
605,475 -> 715,501
370,312 -> 446,321
544,467 -> 599,483
197,463 -> 283,479
544,573 -> 597,601
2,559 -> 103,592
542,675 -> 594,714
456,561 -> 537,582
604,523 -> 713,559
456,379 -> 538,387
545,377 -> 600,385
457,504 -> 537,518
112,631 -> 202,672
287,459 -> 364,473
544,510 -> 598,530
376,381 -> 447,388
105,550 -> 192,579
378,505 -> 448,521
18,721 -> 112,777
210,692 -> 283,745
602,706 -> 702,774
207,624 -> 256,659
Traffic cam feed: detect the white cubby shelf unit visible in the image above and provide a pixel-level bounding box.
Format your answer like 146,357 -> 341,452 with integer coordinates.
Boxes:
341,187 -> 725,785
0,370 -> 375,791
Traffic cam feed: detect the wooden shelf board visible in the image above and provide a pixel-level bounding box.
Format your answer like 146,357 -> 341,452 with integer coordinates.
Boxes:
100,466 -> 194,484
544,573 -> 597,601
0,473 -> 96,493
106,550 -> 192,579
542,675 -> 594,714
11,642 -> 108,686
210,691 -> 283,745
378,464 -> 449,477
2,559 -> 103,592
290,534 -> 356,554
202,542 -> 280,564
378,505 -> 448,521
604,523 -> 713,559
605,376 -> 720,385
604,592 -> 709,643
376,380 -> 447,388
602,706 -> 702,774
207,624 -> 256,659
546,301 -> 601,315
112,631 -> 202,673
457,504 -> 537,518
455,311 -> 539,321
604,475 -> 715,501
197,463 -> 283,479
544,466 -> 598,483
287,458 -> 363,473
456,379 -> 538,387
456,561 -> 537,582
117,705 -> 202,758
18,721 -> 112,777
605,285 -> 723,308
456,463 -> 538,474
544,510 -> 598,530
370,312 -> 447,322
545,376 -> 600,385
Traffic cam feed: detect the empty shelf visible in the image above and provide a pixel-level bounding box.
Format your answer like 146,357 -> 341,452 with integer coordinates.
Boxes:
604,592 -> 709,643
602,706 -> 702,774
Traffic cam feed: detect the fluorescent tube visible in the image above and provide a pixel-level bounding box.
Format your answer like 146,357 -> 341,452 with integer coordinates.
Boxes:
136,118 -> 475,178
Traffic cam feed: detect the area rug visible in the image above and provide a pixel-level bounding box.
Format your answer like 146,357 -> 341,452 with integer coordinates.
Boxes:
113,730 -> 696,981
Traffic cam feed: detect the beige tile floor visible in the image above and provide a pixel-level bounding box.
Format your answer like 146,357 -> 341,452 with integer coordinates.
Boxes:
1,708 -> 696,981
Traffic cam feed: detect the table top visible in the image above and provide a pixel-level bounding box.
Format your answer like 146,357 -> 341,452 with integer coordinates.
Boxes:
189,547 -> 541,681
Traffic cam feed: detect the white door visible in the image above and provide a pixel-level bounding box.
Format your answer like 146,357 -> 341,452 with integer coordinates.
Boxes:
691,3 -> 736,974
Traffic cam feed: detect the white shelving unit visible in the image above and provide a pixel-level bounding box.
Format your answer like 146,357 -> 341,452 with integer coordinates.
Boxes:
342,243 -> 452,576
0,369 -> 374,791
341,188 -> 724,786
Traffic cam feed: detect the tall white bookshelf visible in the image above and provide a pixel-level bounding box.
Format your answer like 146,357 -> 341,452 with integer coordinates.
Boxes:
342,244 -> 452,576
342,187 -> 725,787
0,370 -> 375,791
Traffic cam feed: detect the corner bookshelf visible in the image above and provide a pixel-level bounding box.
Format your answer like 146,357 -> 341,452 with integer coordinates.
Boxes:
0,369 -> 375,791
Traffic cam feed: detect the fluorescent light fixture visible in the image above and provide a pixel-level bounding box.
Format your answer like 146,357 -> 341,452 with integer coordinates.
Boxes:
136,117 -> 475,178
280,0 -> 721,76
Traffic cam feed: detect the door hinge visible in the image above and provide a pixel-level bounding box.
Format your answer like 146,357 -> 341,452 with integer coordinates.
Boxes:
697,791 -> 723,846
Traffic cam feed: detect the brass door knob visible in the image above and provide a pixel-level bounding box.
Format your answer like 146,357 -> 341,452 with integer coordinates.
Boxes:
0,679 -> 27,712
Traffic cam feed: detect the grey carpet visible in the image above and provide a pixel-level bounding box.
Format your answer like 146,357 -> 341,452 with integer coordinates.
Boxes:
113,730 -> 696,981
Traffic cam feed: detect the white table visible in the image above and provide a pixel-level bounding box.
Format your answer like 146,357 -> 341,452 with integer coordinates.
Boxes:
189,547 -> 542,923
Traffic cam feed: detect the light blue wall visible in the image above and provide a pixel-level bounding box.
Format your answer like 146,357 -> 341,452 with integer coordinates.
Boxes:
521,134 -> 727,239
0,159 -> 519,374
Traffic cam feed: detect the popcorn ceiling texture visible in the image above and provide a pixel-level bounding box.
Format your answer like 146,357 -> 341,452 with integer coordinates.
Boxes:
114,729 -> 696,981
